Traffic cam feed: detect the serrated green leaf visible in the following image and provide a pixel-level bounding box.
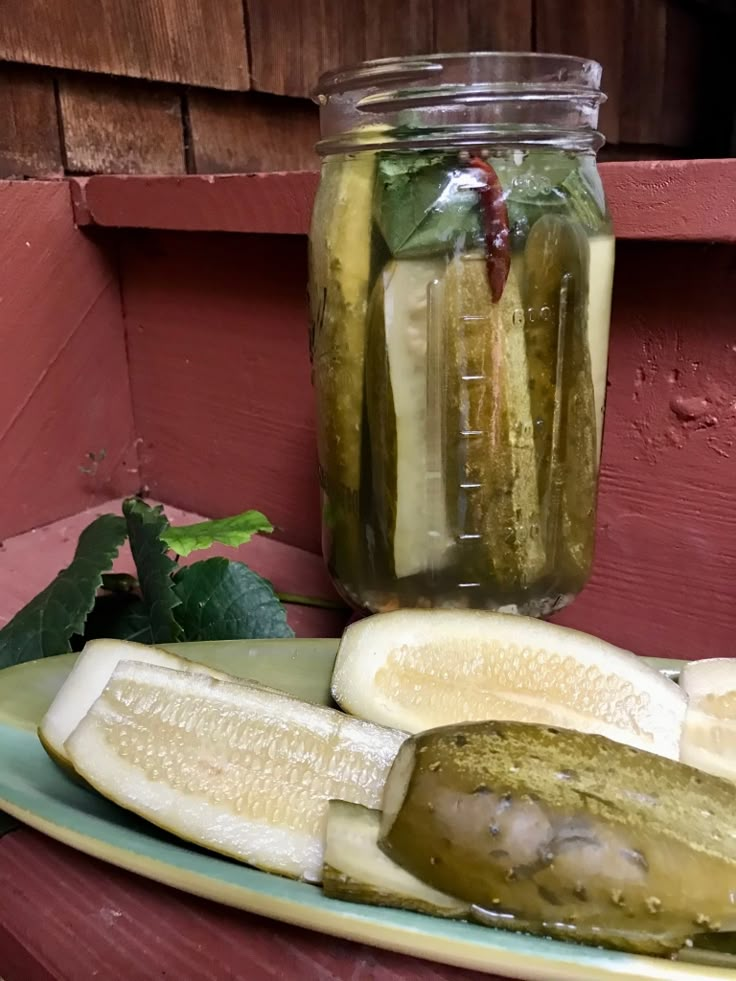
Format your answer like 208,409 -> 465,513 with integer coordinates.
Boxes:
76,593 -> 154,646
172,558 -> 294,641
161,510 -> 273,558
123,498 -> 183,644
0,514 -> 127,668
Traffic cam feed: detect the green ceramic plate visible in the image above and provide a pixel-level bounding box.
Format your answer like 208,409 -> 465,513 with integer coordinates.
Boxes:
0,641 -> 734,981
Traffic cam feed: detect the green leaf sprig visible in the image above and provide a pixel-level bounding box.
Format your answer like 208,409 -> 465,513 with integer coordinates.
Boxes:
0,499 -> 322,667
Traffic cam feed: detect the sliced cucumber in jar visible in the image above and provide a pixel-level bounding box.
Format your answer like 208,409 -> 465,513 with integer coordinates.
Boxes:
365,258 -> 454,581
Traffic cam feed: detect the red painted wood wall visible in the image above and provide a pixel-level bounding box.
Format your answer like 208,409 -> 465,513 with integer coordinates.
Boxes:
0,180 -> 139,540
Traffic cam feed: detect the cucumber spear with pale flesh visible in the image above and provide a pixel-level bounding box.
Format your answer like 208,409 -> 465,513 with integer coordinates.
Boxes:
65,660 -> 407,882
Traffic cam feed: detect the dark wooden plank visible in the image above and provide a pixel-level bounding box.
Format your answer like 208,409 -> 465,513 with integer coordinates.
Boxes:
246,0 -> 365,98
0,0 -> 248,90
0,181 -> 139,541
120,232 -> 322,555
0,63 -> 62,178
250,0 -> 544,96
619,0 -> 668,144
433,0 -> 532,51
0,830 -> 501,981
69,161 -> 736,242
362,0 -> 434,60
659,1 -> 707,148
188,91 -> 320,174
535,0 -> 625,143
0,501 -> 346,638
619,0 -> 705,148
598,144 -> 683,161
59,74 -> 185,175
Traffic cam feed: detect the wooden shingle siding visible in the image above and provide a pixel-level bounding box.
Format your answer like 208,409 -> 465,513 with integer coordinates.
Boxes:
432,0 -> 533,52
245,0 -> 366,99
59,74 -> 186,175
188,92 -> 320,174
0,0 -> 732,174
0,63 -> 63,179
0,0 -> 249,90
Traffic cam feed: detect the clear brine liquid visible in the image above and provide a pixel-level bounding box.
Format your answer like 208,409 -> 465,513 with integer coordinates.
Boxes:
309,147 -> 615,615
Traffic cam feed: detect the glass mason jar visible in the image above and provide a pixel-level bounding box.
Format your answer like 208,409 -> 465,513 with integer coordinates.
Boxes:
308,53 -> 615,617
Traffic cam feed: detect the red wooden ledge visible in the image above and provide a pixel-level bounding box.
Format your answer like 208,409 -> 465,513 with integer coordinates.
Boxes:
70,171 -> 319,236
70,159 -> 736,241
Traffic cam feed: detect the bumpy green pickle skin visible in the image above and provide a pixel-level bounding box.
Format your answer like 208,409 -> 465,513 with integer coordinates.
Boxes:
380,721 -> 736,955
442,255 -> 545,594
364,274 -> 397,579
309,154 -> 377,600
523,214 -> 597,593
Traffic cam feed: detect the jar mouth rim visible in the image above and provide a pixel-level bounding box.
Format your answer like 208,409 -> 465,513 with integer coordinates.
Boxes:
314,51 -> 603,100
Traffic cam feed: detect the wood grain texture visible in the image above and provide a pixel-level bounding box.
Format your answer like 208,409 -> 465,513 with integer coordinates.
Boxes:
247,0 -> 365,98
188,91 -> 320,174
69,160 -> 736,241
59,74 -> 185,175
433,0 -> 532,51
0,181 -> 139,541
536,0 -> 625,143
246,0 -> 434,98
120,232 -> 322,555
619,0 -> 705,147
0,0 -> 248,90
0,501 -> 346,638
362,0 -> 434,60
0,63 -> 62,179
553,242 -> 736,660
0,830 -> 503,981
659,1 -> 707,148
619,0 -> 668,145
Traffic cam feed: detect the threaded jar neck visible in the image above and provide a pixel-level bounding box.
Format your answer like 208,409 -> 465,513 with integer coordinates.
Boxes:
314,52 -> 606,155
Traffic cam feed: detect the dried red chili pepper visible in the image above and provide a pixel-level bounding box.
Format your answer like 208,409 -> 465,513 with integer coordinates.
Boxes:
469,156 -> 510,303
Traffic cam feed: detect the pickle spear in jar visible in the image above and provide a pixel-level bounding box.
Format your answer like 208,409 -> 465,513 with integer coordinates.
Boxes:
365,258 -> 454,581
524,214 -> 597,590
441,253 -> 545,594
309,152 -> 378,595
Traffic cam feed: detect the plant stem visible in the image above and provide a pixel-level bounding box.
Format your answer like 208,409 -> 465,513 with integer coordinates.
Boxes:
276,592 -> 346,611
